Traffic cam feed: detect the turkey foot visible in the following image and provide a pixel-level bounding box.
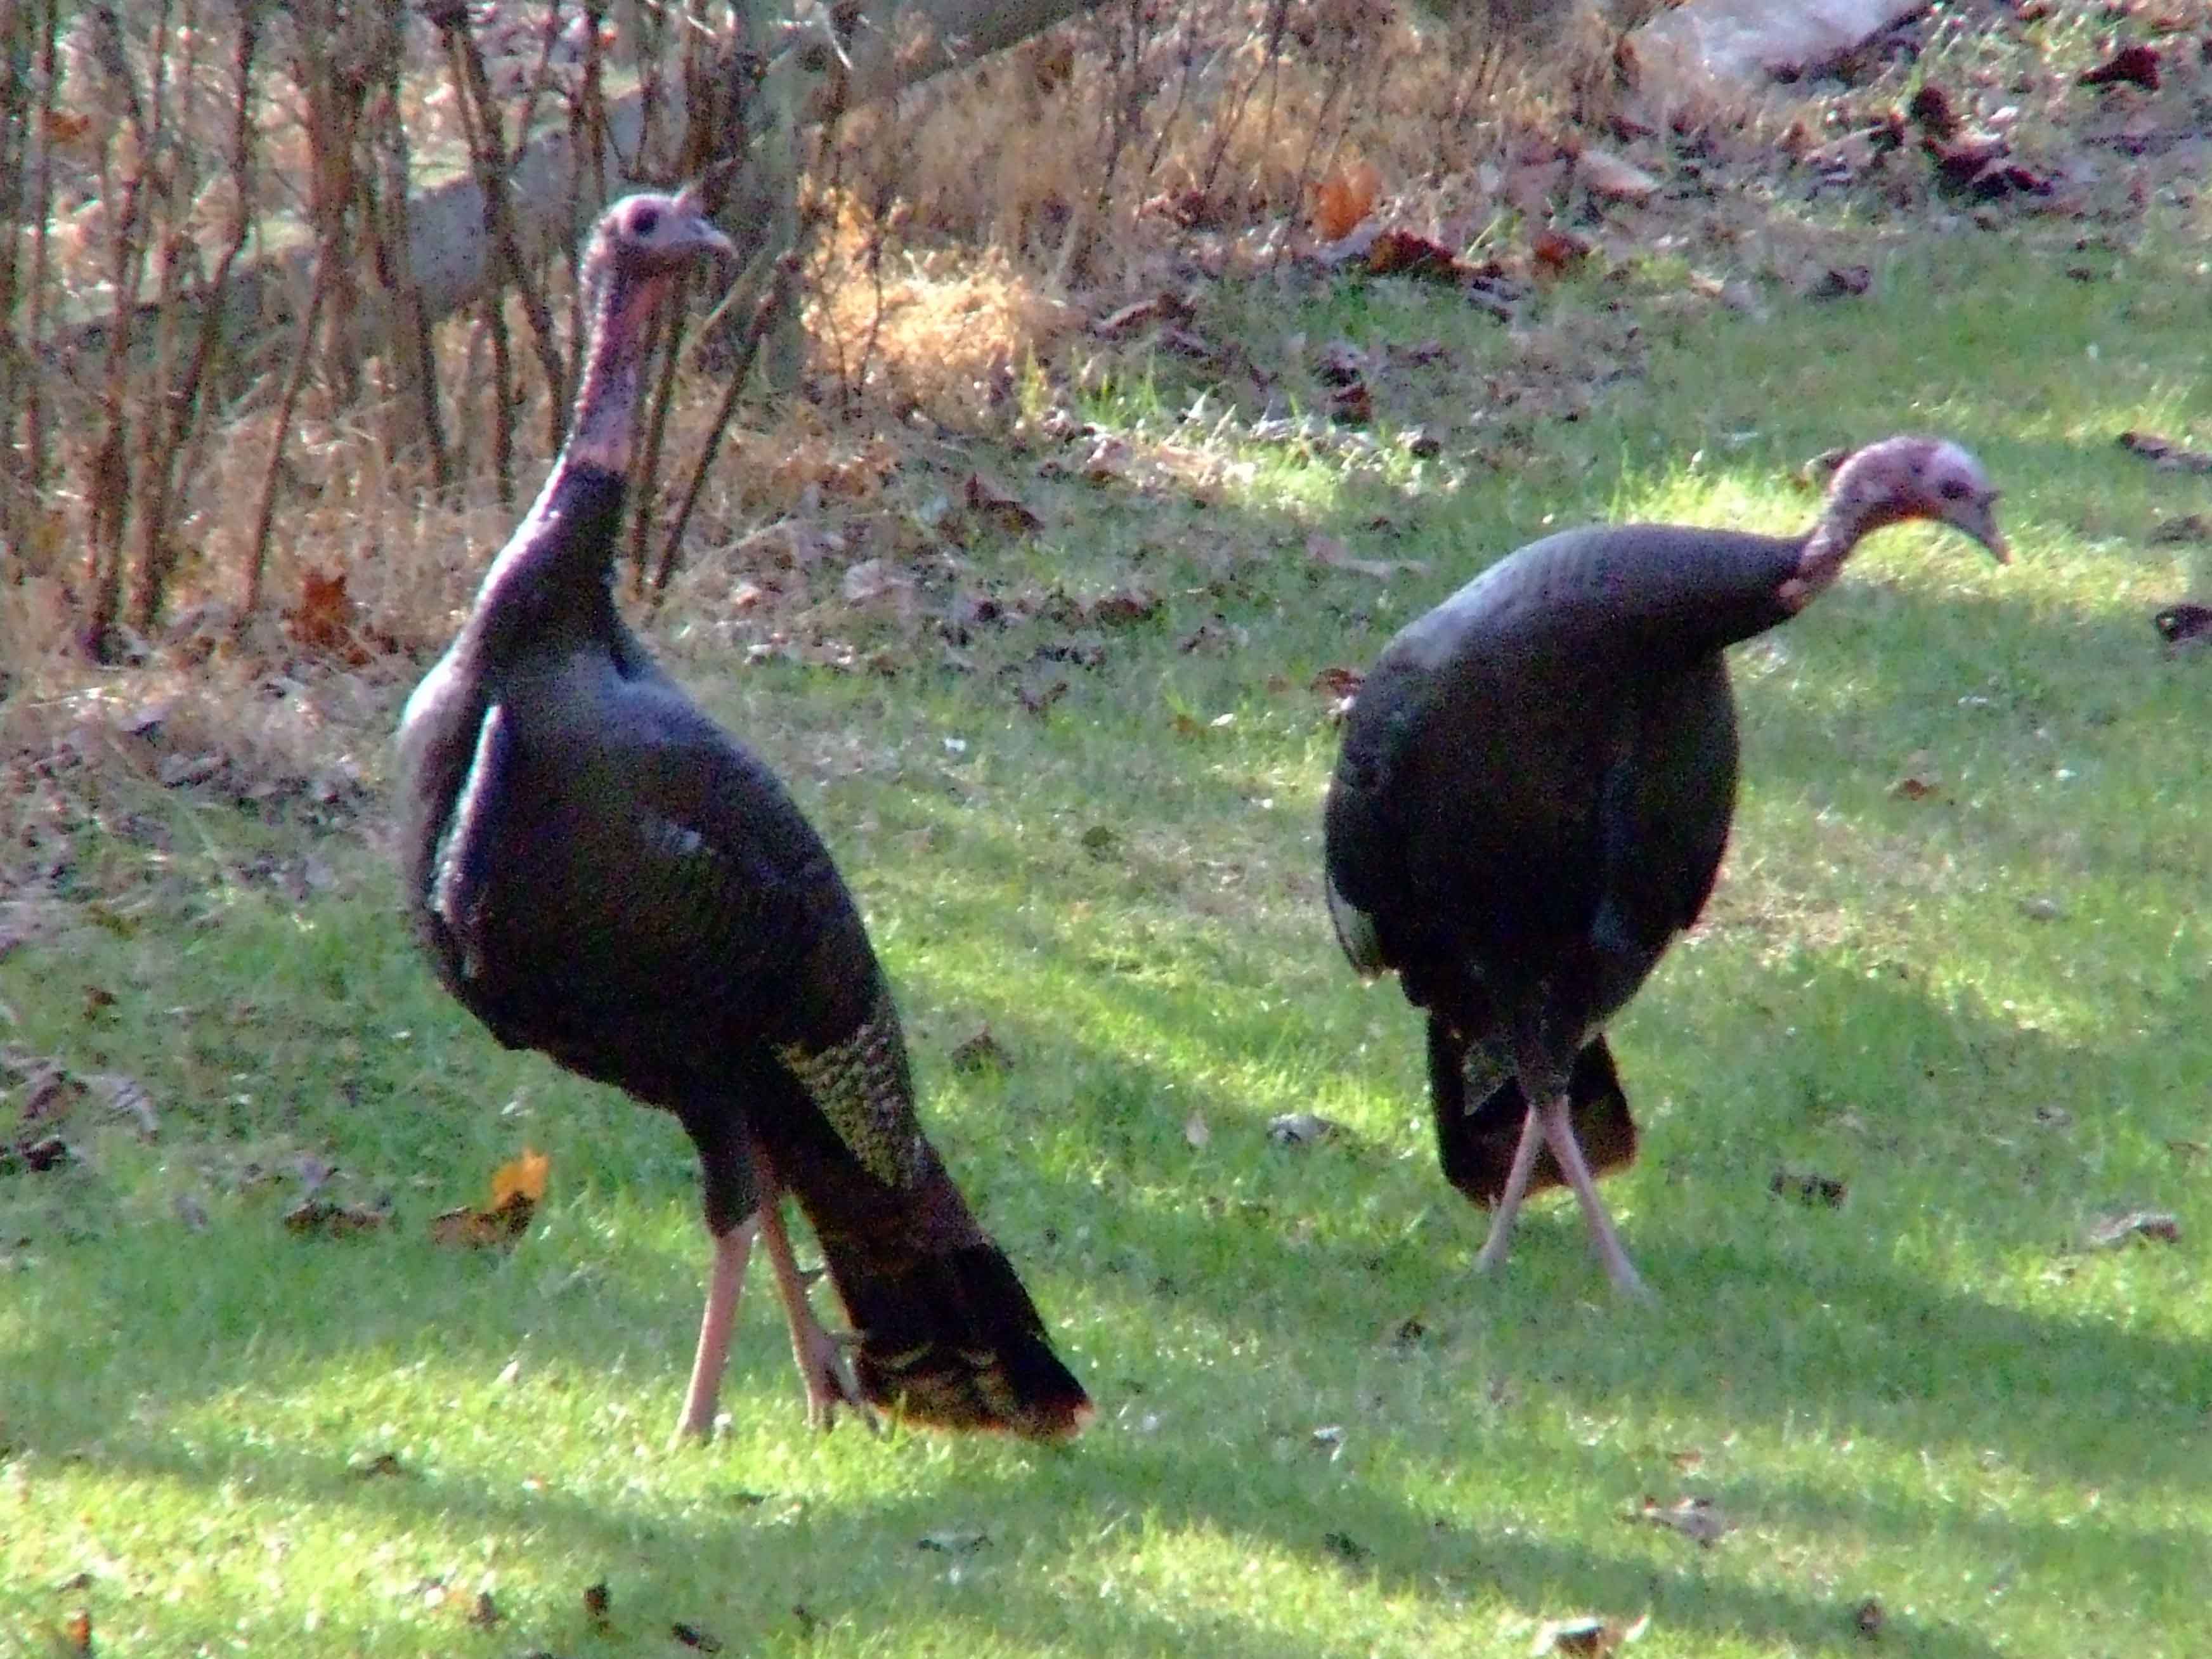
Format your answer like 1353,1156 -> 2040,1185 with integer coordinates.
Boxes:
1537,1093 -> 1653,1301
761,1204 -> 879,1435
1474,1095 -> 1654,1302
673,1217 -> 760,1444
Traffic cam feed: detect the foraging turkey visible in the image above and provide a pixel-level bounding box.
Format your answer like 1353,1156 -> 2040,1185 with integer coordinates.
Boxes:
1322,437 -> 2009,1297
397,189 -> 1089,1441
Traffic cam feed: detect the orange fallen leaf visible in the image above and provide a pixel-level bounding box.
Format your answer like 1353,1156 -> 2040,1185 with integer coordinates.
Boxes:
1313,160 -> 1382,241
1531,228 -> 1594,276
431,1147 -> 549,1247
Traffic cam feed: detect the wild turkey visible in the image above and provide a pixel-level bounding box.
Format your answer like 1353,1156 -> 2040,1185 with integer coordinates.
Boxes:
1322,437 -> 2009,1298
396,189 -> 1089,1441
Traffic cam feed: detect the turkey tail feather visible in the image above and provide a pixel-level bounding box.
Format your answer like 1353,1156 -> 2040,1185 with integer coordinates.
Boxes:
834,1235 -> 1091,1439
1439,1036 -> 1637,1209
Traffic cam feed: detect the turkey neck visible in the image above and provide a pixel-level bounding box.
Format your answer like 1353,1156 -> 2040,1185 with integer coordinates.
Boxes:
1783,481 -> 1920,612
465,257 -> 678,647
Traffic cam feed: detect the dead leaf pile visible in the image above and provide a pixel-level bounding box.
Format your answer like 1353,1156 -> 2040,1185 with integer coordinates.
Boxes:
429,1147 -> 550,1247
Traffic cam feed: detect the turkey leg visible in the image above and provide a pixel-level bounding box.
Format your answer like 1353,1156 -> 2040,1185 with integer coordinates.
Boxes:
1472,1105 -> 1547,1275
1535,1093 -> 1653,1301
673,1215 -> 760,1442
758,1202 -> 878,1435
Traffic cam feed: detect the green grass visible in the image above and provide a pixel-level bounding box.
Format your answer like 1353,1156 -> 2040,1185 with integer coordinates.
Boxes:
5,226 -> 2211,1658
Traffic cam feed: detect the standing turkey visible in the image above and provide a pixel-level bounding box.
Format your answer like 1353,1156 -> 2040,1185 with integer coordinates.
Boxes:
1322,437 -> 2008,1298
397,189 -> 1089,1441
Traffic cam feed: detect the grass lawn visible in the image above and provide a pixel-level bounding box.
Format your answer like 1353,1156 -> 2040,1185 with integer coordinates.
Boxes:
4,217 -> 2211,1656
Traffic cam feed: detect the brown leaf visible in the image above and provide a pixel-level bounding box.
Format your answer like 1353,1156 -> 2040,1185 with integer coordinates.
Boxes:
583,1581 -> 612,1626
1889,752 -> 1941,800
1313,160 -> 1382,241
2086,1209 -> 2180,1249
1311,665 -> 1365,701
2159,606 -> 2212,654
284,568 -> 372,664
352,1450 -> 407,1478
1854,1597 -> 1885,1638
1771,1169 -> 1848,1207
1531,228 -> 1592,276
468,1591 -> 501,1629
1805,265 -> 1872,300
1365,228 -> 1462,280
1306,533 -> 1426,581
64,1608 -> 93,1654
1092,291 -> 1195,339
18,1135 -> 70,1173
286,1197 -> 389,1237
1082,436 -> 1133,485
2146,516 -> 2209,546
1085,584 -> 1162,625
1630,1494 -> 1731,1548
1328,381 -> 1373,426
950,1024 -> 1012,1074
2119,430 -> 2212,472
672,1622 -> 725,1652
963,472 -> 1043,533
1534,1612 -> 1649,1656
81,984 -> 117,1021
1577,146 -> 1661,203
2079,44 -> 2161,90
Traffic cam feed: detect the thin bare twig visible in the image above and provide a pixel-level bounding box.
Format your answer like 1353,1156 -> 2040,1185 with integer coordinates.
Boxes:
649,249 -> 799,602
243,246 -> 335,620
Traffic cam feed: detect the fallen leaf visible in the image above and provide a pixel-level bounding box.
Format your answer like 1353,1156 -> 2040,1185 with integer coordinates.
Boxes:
964,472 -> 1043,533
90,1072 -> 157,1139
1310,665 -> 1367,701
1530,227 -> 1592,276
583,1581 -> 611,1625
468,1591 -> 501,1629
1854,1597 -> 1885,1637
1889,753 -> 1941,800
20,1135 -> 70,1172
916,1529 -> 991,1554
491,1147 -> 550,1208
1267,1112 -> 1343,1148
284,567 -> 370,663
2146,515 -> 2209,545
64,1608 -> 92,1654
671,1622 -> 724,1652
285,1197 -> 389,1237
1630,1494 -> 1731,1548
1770,1169 -> 1848,1207
1577,146 -> 1661,202
1183,1110 -> 1211,1149
1805,265 -> 1872,300
1082,436 -> 1133,484
1328,380 -> 1373,426
1365,228 -> 1462,280
2079,43 -> 2160,90
1091,291 -> 1194,339
1306,533 -> 1426,581
1313,160 -> 1382,240
81,984 -> 117,1020
2152,602 -> 2212,653
352,1450 -> 407,1478
2118,429 -> 2212,471
950,1025 -> 1012,1074
1533,1611 -> 1649,1656
2086,1209 -> 2180,1249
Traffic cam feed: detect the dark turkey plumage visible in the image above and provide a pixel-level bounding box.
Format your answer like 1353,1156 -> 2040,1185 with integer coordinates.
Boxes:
1323,437 -> 2009,1297
397,188 -> 1088,1441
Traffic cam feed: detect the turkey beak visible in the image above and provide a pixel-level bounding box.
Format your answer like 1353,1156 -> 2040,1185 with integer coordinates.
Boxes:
1946,491 -> 2009,565
670,185 -> 737,271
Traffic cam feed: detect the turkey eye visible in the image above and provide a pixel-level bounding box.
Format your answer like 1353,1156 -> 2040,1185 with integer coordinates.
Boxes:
632,205 -> 661,235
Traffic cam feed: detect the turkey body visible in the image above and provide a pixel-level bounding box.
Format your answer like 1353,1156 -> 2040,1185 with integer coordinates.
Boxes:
397,192 -> 1088,1441
1324,441 -> 2007,1294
